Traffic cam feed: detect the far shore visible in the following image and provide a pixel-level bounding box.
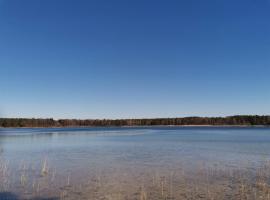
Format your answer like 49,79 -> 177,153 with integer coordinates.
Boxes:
0,124 -> 269,129
1,116 -> 269,128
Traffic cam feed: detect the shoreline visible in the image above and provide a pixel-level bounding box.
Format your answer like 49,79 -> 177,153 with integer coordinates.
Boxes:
0,125 -> 269,129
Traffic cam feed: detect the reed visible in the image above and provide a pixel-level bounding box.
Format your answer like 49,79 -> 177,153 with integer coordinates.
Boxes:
1,159 -> 270,199
40,158 -> 49,177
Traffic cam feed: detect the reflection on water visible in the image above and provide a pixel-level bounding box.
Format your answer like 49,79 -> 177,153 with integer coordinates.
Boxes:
1,127 -> 270,169
0,127 -> 270,199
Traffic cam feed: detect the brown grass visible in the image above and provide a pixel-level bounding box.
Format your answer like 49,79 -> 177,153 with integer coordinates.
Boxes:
1,158 -> 270,200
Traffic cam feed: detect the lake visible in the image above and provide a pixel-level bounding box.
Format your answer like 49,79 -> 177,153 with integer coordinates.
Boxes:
0,127 -> 270,199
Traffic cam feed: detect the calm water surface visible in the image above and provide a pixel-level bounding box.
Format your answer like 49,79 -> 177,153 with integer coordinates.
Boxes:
1,127 -> 270,173
1,127 -> 270,199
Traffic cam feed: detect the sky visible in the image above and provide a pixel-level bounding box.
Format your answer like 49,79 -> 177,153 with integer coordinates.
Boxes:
0,0 -> 269,119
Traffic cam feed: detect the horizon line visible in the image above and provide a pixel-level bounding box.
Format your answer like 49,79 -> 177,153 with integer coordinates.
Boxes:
1,115 -> 269,121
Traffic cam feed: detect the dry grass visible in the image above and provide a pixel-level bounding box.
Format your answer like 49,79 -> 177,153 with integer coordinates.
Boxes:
1,158 -> 270,200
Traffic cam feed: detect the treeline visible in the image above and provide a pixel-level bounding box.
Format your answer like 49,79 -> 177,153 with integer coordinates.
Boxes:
0,115 -> 270,127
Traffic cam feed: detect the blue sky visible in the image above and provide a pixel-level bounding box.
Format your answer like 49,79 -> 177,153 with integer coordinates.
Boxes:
0,0 -> 269,119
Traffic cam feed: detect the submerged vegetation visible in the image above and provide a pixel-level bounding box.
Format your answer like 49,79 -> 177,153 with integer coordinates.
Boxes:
0,115 -> 270,128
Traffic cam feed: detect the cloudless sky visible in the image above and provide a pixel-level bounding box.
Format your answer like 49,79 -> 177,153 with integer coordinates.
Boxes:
0,0 -> 269,119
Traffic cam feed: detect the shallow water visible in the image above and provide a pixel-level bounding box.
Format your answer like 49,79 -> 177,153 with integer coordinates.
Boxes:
1,127 -> 270,199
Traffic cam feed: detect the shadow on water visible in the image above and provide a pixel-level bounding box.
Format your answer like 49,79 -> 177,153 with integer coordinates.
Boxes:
0,192 -> 59,200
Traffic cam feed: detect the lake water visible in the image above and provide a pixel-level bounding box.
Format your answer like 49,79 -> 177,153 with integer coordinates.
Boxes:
1,127 -> 270,199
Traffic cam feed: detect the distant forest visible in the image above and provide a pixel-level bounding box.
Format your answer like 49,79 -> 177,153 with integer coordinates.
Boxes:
0,115 -> 270,127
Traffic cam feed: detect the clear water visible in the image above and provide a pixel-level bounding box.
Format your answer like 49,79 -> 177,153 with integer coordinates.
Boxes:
1,127 -> 270,173
1,127 -> 270,199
